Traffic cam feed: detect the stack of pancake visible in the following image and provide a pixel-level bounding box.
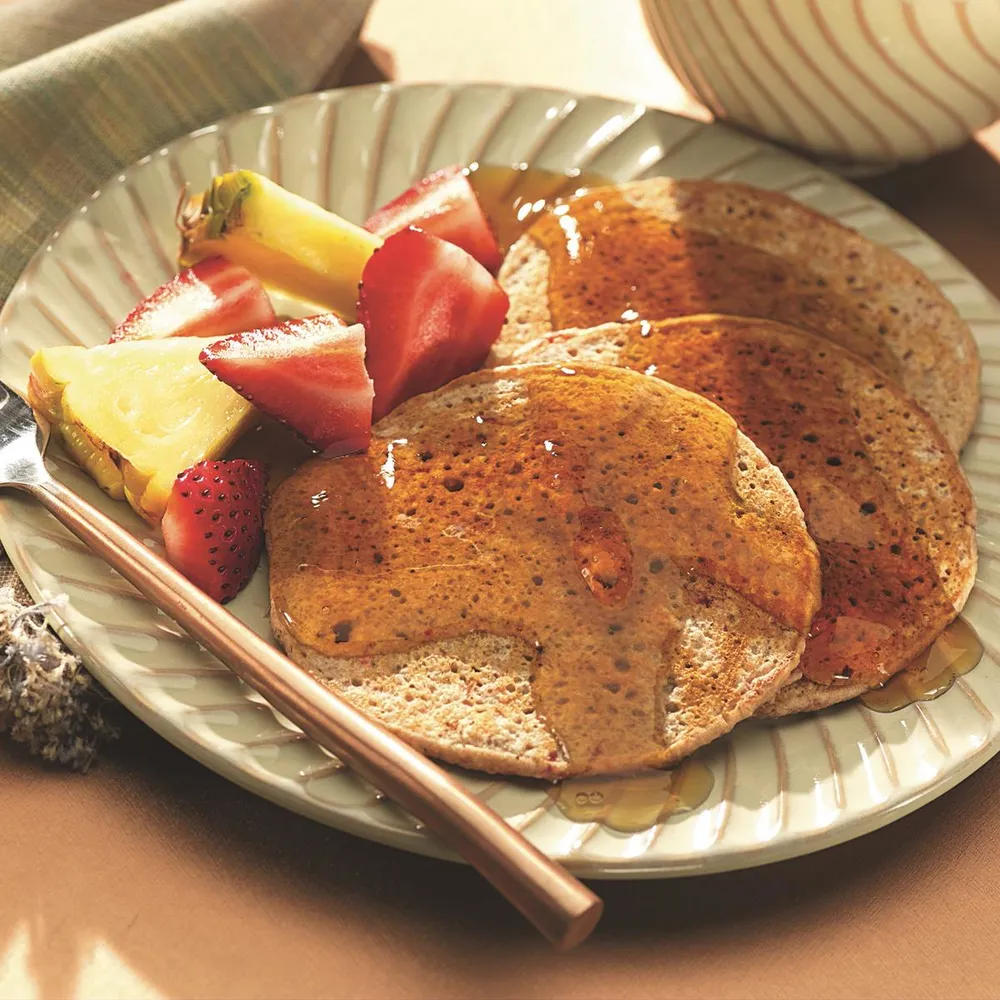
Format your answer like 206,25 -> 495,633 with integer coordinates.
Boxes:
267,179 -> 978,779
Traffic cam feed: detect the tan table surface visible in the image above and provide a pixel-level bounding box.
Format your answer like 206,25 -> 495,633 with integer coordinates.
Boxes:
5,2 -> 1000,998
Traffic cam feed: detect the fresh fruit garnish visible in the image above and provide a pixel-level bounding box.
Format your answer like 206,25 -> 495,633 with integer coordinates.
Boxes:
109,257 -> 275,343
364,165 -> 503,274
177,171 -> 382,320
200,316 -> 374,455
28,339 -> 255,523
358,228 -> 509,421
161,459 -> 265,603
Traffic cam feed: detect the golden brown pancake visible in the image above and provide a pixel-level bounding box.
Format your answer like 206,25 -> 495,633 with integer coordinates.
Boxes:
507,317 -> 977,715
495,179 -> 980,451
267,364 -> 821,776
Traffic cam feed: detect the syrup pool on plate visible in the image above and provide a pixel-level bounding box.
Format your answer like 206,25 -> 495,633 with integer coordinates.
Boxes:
556,760 -> 714,832
467,163 -> 610,254
861,617 -> 984,713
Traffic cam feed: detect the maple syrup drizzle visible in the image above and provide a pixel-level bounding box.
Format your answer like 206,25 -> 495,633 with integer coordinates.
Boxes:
524,186 -> 902,379
860,617 -> 984,712
267,365 -> 819,774
521,317 -> 970,691
556,760 -> 714,831
253,166 -> 981,752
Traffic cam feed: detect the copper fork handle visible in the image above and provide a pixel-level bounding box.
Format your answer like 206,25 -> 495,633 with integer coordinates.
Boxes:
25,477 -> 602,949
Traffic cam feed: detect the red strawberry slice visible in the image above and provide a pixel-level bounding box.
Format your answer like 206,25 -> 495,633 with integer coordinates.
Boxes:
364,165 -> 503,274
110,257 -> 275,343
161,459 -> 266,603
200,315 -> 374,455
358,228 -> 509,422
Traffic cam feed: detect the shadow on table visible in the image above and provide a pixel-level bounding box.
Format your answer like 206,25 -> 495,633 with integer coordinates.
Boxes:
860,132 -> 1000,298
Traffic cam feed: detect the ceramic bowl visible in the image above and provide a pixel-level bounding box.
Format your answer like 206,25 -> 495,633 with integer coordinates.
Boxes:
642,0 -> 1000,168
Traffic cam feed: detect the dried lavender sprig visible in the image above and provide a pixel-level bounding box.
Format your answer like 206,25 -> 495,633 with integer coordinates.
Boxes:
0,587 -> 119,770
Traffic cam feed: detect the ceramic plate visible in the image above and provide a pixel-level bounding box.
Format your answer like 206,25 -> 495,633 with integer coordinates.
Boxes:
2,83 -> 999,878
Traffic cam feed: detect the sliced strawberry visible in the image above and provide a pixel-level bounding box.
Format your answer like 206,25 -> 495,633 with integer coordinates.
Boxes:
200,315 -> 374,455
161,459 -> 265,603
358,228 -> 509,422
110,257 -> 275,343
364,166 -> 503,274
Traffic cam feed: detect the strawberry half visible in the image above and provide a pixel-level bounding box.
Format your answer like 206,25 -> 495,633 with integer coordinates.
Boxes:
110,257 -> 276,343
200,315 -> 374,455
363,165 -> 503,274
161,459 -> 266,603
358,228 -> 509,421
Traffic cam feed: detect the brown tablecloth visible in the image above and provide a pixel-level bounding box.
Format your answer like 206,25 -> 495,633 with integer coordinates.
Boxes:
4,2 -> 1000,997
4,727 -> 1000,999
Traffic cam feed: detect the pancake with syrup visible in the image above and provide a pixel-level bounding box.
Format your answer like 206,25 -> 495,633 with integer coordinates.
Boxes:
506,316 -> 977,715
494,178 -> 979,451
266,364 -> 821,777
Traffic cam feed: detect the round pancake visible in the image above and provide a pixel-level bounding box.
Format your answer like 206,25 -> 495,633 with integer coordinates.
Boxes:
495,178 -> 980,451
267,363 -> 821,777
508,317 -> 977,715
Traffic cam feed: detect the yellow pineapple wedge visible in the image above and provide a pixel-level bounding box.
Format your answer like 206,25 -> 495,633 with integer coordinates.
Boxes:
177,170 -> 382,321
29,338 -> 256,524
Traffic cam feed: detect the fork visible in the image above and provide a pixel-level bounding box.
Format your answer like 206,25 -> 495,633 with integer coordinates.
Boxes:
0,380 -> 602,949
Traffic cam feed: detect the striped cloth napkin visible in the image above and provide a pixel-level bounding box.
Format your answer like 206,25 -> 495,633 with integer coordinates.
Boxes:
0,0 -> 372,767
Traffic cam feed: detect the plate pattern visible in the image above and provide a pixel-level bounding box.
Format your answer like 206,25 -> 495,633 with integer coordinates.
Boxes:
1,83 -> 999,877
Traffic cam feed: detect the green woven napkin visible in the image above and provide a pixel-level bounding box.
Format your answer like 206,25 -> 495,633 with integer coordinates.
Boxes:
0,0 -> 373,768
0,0 -> 372,300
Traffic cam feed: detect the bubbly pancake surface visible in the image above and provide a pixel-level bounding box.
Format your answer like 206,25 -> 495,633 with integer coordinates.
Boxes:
510,318 -> 977,712
496,179 -> 979,450
267,364 -> 821,775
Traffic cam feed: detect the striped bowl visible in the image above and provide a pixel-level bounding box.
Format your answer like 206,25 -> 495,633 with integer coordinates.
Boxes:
642,0 -> 1000,168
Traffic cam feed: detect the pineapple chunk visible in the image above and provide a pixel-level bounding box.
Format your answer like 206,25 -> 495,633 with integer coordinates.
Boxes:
29,338 -> 256,523
178,170 -> 382,321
